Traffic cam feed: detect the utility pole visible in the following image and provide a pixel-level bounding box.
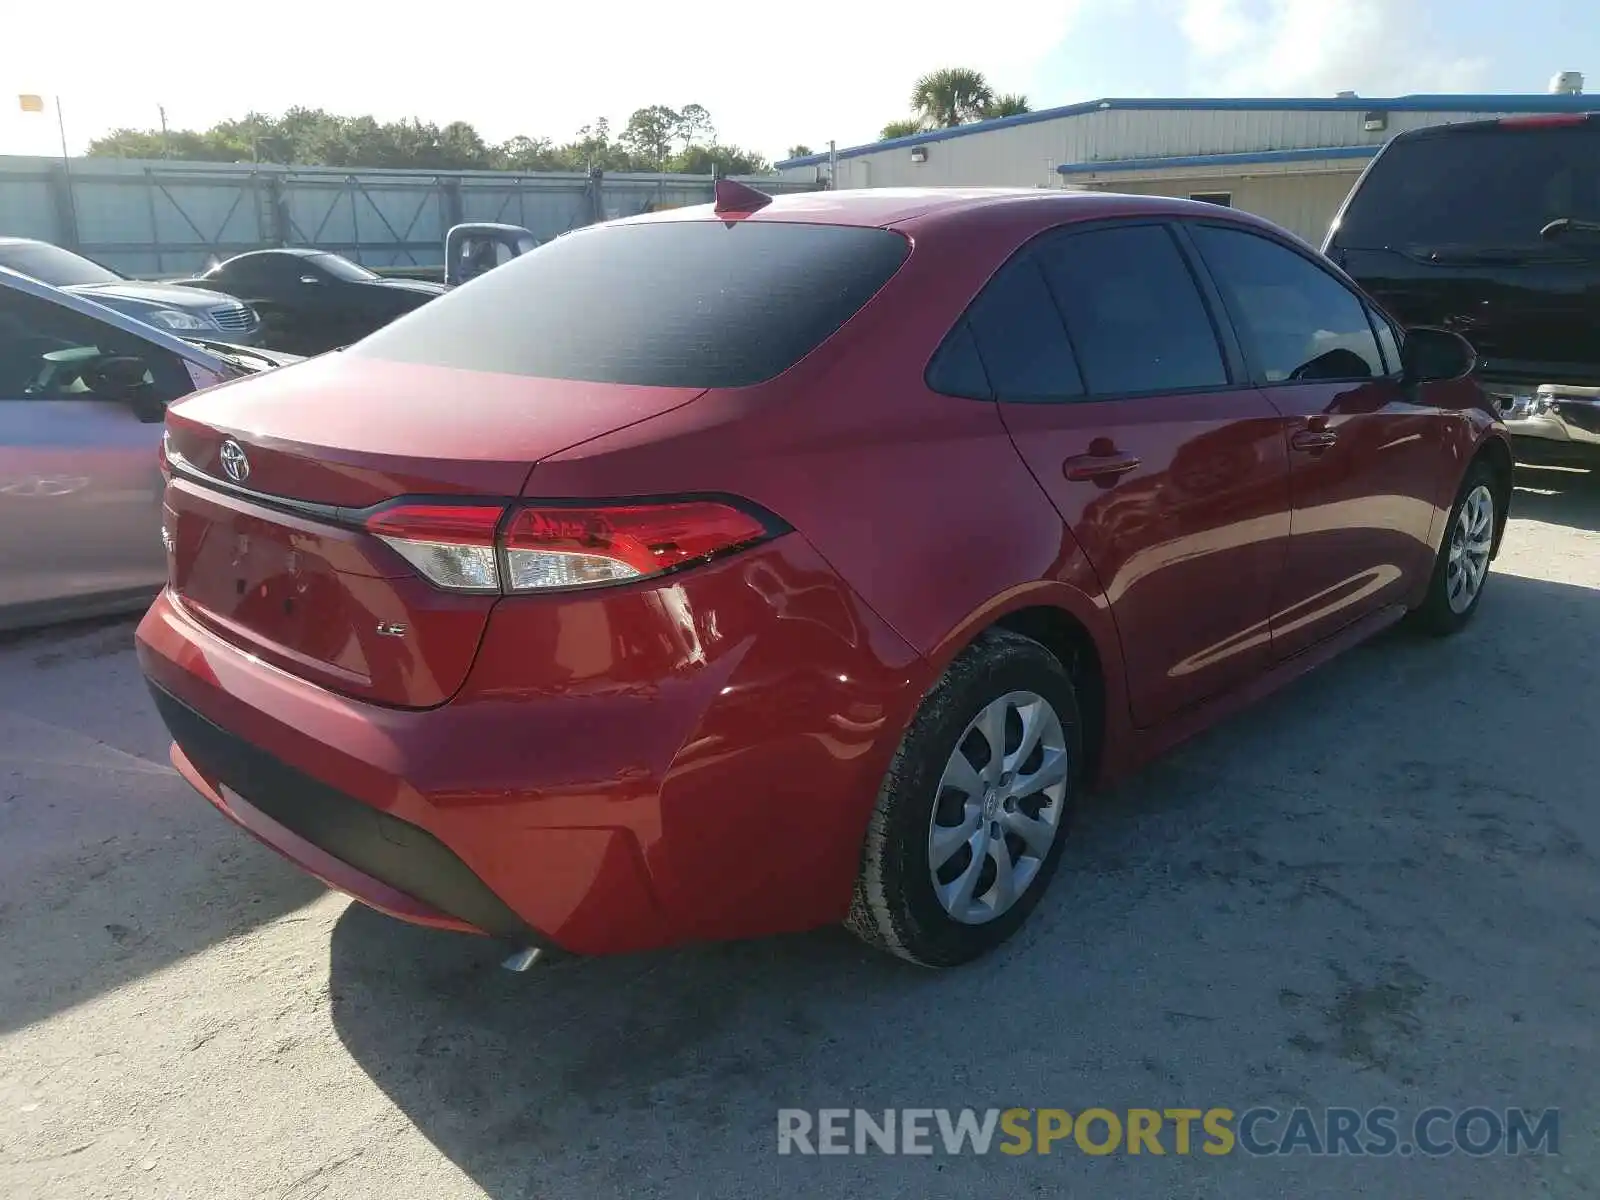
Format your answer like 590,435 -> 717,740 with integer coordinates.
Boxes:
828,140 -> 838,190
159,105 -> 170,157
55,96 -> 79,247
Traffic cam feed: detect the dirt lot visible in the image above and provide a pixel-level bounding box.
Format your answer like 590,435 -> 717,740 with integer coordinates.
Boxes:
3,464 -> 1599,1200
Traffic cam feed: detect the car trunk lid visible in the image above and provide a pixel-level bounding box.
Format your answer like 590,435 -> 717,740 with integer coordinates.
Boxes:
162,353 -> 706,707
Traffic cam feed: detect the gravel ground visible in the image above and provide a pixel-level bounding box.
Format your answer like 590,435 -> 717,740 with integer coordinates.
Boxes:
3,464 -> 1599,1200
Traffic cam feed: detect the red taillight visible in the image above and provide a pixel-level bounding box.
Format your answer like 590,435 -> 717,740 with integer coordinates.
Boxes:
364,499 -> 774,593
502,502 -> 770,591
1497,114 -> 1592,128
366,503 -> 506,593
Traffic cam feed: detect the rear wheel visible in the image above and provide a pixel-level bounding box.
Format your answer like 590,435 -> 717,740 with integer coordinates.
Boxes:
1412,459 -> 1500,636
847,628 -> 1080,968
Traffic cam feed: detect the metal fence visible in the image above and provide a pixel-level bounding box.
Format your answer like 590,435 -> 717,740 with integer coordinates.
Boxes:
0,155 -> 822,278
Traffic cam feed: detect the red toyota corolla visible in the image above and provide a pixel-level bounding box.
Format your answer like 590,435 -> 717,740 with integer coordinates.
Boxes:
137,183 -> 1510,969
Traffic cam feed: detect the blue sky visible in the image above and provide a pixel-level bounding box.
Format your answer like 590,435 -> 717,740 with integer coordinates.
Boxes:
1,0 -> 1595,161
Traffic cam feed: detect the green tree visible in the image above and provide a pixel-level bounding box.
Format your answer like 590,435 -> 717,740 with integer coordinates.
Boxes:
670,144 -> 771,176
83,105 -> 763,176
983,93 -> 1031,119
786,143 -> 814,158
620,105 -> 683,169
495,135 -> 562,171
678,103 -> 715,149
911,67 -> 995,128
879,118 -> 926,141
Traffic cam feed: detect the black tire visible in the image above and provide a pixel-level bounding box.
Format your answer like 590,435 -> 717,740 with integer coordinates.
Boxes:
846,628 -> 1081,968
1411,458 -> 1501,637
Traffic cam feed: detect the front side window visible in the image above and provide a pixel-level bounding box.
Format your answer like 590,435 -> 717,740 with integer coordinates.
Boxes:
1368,305 -> 1403,376
0,288 -> 186,402
1190,224 -> 1384,384
1035,223 -> 1229,396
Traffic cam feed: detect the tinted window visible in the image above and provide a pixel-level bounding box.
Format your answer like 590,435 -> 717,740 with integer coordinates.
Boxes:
0,242 -> 123,287
351,222 -> 910,388
0,287 -> 188,402
311,253 -> 379,282
958,255 -> 1083,401
1333,123 -> 1600,250
1190,225 -> 1383,384
926,319 -> 992,399
209,256 -> 272,288
1368,305 -> 1402,375
1036,224 -> 1228,395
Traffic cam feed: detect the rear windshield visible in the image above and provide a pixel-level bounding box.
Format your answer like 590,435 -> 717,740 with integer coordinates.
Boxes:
1333,123 -> 1600,250
349,220 -> 910,388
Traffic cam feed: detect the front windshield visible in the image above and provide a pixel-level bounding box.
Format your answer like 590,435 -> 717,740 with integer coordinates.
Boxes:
309,253 -> 380,282
0,242 -> 125,287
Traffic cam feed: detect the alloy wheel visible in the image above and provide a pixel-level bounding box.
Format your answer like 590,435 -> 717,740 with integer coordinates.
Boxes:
927,690 -> 1069,925
1446,483 -> 1495,614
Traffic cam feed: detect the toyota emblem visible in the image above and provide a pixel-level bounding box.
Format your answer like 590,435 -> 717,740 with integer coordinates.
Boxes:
219,439 -> 250,483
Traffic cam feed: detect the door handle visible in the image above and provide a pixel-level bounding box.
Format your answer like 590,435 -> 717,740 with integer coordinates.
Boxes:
1063,449 -> 1142,482
1290,429 -> 1338,453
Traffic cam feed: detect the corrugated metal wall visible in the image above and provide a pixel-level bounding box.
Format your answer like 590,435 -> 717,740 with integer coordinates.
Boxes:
1077,171 -> 1364,244
0,155 -> 817,277
781,105 -> 1540,191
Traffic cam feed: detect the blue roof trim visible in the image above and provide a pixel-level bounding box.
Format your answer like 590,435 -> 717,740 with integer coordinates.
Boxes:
776,93 -> 1599,168
1055,143 -> 1382,175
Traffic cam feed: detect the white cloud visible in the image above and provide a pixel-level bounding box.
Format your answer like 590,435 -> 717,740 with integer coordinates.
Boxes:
1178,0 -> 1490,97
0,0 -> 1083,160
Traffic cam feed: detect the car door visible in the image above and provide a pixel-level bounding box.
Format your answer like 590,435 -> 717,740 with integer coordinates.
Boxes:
0,286 -> 188,615
1186,222 -> 1447,660
951,220 -> 1292,728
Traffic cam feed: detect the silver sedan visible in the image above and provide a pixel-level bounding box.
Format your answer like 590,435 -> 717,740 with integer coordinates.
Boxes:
0,267 -> 295,632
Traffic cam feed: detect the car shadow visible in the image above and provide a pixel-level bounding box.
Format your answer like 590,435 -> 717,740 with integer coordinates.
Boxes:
327,568 -> 1600,1198
0,617 -> 325,1036
1509,461 -> 1600,532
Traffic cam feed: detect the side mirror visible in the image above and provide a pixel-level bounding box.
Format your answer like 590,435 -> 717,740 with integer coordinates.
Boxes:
84,355 -> 166,422
1401,327 -> 1476,385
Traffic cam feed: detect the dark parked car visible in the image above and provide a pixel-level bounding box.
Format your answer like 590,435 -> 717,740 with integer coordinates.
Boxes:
139,185 -> 1508,971
1324,112 -> 1600,466
187,248 -> 446,356
0,237 -> 263,345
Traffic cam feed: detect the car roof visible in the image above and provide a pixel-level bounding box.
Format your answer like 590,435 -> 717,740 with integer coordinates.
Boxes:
224,247 -> 325,260
0,264 -> 229,372
0,236 -> 49,248
609,186 -> 1285,235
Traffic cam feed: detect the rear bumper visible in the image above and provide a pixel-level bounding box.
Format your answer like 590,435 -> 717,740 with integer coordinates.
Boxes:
151,682 -> 543,943
136,535 -> 923,955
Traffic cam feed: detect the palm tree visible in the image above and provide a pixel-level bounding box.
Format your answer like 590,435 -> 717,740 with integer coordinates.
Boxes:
983,93 -> 1031,120
880,118 -> 926,141
911,68 -> 995,128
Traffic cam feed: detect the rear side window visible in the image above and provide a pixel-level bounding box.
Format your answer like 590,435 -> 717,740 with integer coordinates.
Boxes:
1190,224 -> 1383,384
349,221 -> 910,388
1035,224 -> 1228,396
934,254 -> 1084,401
1333,122 -> 1600,249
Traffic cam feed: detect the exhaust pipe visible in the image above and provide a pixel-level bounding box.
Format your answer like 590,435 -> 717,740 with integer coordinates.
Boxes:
501,946 -> 544,972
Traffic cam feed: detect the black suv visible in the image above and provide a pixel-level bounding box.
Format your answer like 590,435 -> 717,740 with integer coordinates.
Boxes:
1324,113 -> 1600,465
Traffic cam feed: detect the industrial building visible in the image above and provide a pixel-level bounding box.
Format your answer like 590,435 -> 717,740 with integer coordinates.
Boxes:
775,81 -> 1592,244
